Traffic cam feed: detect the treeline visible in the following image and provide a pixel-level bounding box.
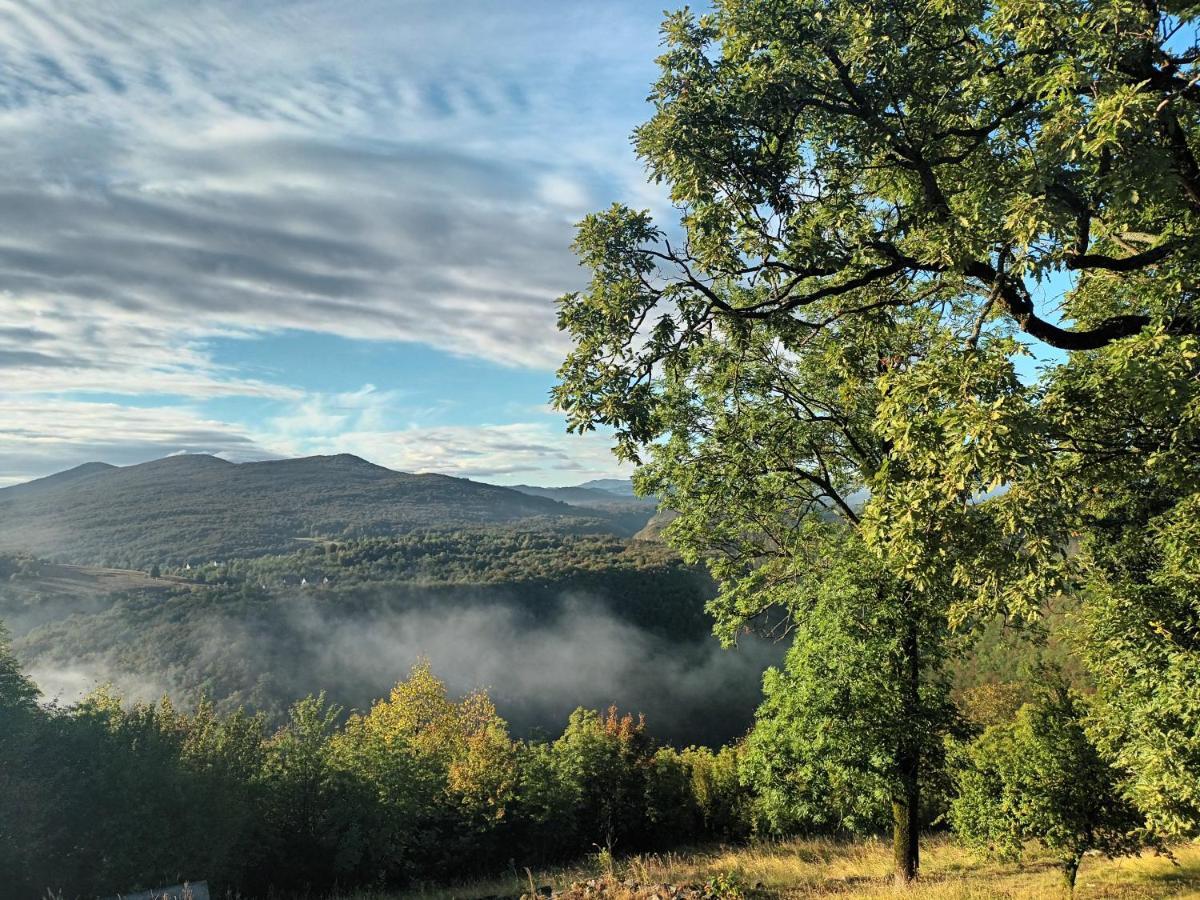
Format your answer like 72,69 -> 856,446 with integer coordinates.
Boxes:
3,533 -> 722,737
219,530 -> 686,588
0,645 -> 747,900
1,620 -> 1144,898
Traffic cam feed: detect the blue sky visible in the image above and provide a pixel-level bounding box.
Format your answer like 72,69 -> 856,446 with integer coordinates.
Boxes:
0,0 -> 683,486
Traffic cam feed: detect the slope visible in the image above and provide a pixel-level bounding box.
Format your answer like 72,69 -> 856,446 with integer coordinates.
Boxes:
0,453 -> 621,567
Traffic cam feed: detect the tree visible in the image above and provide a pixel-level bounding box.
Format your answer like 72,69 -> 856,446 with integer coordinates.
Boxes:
555,0 -> 1200,850
1071,452 -> 1200,838
558,284 -> 964,883
0,621 -> 37,713
0,622 -> 42,899
557,0 -> 1198,601
560,0 -> 1198,389
552,706 -> 655,852
950,683 -> 1147,890
261,694 -> 360,891
330,662 -> 520,876
738,535 -> 959,881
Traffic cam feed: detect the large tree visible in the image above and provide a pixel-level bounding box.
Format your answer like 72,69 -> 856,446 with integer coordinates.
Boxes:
555,0 -> 1200,849
558,0 -> 1199,614
561,270 -> 965,882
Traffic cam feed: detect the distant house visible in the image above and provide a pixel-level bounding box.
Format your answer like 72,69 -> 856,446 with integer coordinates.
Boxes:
300,577 -> 308,587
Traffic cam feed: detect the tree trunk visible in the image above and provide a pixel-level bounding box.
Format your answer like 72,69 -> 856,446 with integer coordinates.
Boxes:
893,618 -> 921,887
1063,854 -> 1081,892
892,755 -> 920,886
892,794 -> 919,886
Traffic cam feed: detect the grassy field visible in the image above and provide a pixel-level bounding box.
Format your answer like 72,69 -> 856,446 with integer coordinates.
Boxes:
357,836 -> 1200,900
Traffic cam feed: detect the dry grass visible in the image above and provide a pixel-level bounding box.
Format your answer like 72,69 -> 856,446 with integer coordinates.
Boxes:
351,836 -> 1200,900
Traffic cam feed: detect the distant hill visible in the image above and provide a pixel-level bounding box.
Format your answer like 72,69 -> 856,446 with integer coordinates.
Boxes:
1,461 -> 117,496
0,454 -> 633,567
508,481 -> 657,534
509,483 -> 650,507
578,478 -> 639,497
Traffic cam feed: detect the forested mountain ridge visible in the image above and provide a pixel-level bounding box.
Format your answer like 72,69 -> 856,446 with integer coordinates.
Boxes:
508,482 -> 652,507
0,454 -> 653,568
508,482 -> 658,534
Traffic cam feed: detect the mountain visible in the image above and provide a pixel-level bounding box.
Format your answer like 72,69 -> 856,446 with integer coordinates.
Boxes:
0,454 -> 632,567
509,481 -> 658,536
1,461 -> 117,496
578,478 -> 638,497
508,483 -> 655,508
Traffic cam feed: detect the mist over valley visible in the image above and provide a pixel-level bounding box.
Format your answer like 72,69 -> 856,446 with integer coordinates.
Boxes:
0,454 -> 776,745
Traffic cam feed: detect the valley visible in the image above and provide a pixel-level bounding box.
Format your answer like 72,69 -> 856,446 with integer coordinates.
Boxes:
0,455 -> 777,746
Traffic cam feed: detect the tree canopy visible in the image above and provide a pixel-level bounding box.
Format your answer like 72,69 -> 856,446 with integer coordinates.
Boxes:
555,0 -> 1200,875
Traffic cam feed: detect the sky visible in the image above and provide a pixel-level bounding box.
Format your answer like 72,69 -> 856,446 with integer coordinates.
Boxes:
0,0 -> 683,487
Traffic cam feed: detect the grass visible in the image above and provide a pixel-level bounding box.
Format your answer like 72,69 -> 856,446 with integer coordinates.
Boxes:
348,836 -> 1200,900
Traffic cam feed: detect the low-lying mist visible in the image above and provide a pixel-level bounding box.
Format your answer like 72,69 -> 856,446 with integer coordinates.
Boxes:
22,591 -> 784,746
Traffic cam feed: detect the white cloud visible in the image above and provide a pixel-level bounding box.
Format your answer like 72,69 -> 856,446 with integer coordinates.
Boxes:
254,386 -> 630,485
0,1 -> 668,482
269,421 -> 630,485
0,397 -> 270,485
0,391 -> 628,488
0,0 -> 667,379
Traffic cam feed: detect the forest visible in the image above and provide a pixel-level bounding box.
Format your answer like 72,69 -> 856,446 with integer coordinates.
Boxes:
3,0 -> 1200,896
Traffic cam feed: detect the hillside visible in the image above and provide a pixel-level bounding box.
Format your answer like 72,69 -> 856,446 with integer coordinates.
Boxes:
0,454 -> 645,568
371,835 -> 1200,900
509,482 -> 650,508
0,529 -> 773,746
509,481 -> 659,534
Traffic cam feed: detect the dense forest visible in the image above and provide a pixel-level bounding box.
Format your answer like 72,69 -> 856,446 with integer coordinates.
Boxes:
0,532 -> 771,745
1,647 -> 753,899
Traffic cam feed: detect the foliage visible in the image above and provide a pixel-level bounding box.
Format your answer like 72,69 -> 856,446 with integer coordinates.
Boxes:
1074,496 -> 1200,838
740,541 -> 959,836
0,656 -> 759,900
552,706 -> 656,851
950,683 -> 1148,889
553,0 -> 1200,849
558,157 -> 969,881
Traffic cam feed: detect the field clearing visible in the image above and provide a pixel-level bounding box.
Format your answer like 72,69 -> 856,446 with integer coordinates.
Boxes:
3,563 -> 189,602
360,836 -> 1200,900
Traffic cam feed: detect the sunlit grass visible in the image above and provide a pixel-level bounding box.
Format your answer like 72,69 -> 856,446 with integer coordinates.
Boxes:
344,836 -> 1200,900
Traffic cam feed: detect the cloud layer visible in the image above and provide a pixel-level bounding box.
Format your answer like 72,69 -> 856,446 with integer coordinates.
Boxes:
0,1 -> 667,482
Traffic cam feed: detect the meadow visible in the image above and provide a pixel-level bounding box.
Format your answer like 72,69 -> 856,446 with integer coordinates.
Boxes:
363,837 -> 1200,900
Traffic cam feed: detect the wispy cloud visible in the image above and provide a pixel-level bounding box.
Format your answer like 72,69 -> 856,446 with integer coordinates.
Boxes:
0,397 -> 270,485
0,0 -> 666,482
0,0 -> 663,376
257,385 -> 631,484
